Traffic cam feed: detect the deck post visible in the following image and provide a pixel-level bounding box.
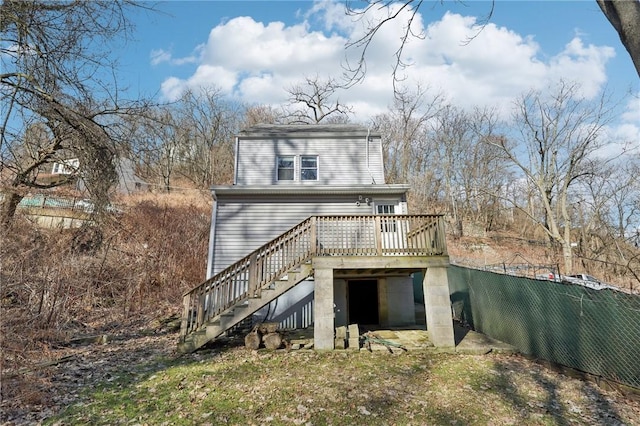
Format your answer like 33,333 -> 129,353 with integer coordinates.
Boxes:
310,216 -> 317,255
314,267 -> 334,350
422,266 -> 455,348
180,294 -> 190,339
248,253 -> 258,297
374,216 -> 382,255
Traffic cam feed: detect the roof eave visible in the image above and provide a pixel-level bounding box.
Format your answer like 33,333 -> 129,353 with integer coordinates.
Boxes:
210,184 -> 411,196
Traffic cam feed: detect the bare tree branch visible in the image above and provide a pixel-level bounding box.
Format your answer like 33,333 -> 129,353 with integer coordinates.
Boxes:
285,75 -> 353,124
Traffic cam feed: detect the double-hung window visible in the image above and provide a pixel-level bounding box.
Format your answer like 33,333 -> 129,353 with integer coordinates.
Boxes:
276,155 -> 318,182
300,156 -> 318,181
277,156 -> 295,181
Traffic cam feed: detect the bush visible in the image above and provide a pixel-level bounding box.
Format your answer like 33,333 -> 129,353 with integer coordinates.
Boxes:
0,198 -> 210,378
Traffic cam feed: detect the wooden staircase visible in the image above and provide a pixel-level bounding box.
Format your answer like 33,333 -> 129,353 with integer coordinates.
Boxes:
178,214 -> 446,353
177,262 -> 313,353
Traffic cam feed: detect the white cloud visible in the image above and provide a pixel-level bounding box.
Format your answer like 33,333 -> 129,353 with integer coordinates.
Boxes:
158,3 -> 619,124
621,92 -> 640,123
201,16 -> 345,76
150,49 -> 172,66
593,92 -> 640,159
150,47 -> 201,67
546,38 -> 615,99
613,92 -> 640,154
160,77 -> 186,101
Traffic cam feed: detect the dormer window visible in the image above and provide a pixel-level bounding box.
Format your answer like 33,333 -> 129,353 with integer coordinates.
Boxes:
301,156 -> 318,181
277,156 -> 295,181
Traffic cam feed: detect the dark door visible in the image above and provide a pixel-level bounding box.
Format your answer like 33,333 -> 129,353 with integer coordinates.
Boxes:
348,279 -> 379,325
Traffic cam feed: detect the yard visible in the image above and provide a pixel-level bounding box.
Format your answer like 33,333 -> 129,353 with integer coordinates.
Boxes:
3,323 -> 638,426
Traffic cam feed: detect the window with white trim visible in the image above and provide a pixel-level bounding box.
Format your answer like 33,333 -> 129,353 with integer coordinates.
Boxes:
300,155 -> 318,181
376,203 -> 397,232
376,204 -> 395,215
277,156 -> 294,181
276,155 -> 319,182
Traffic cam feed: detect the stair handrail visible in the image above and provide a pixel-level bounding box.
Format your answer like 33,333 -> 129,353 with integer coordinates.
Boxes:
180,216 -> 316,337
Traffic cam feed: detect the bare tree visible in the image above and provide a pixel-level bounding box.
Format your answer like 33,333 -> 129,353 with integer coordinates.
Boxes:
171,88 -> 240,187
427,104 -> 510,236
0,0 -> 148,226
490,81 -> 619,274
591,159 -> 640,241
452,108 -> 509,234
242,104 -> 288,127
373,87 -> 510,233
344,0 -> 640,80
128,107 -> 181,192
372,84 -> 444,183
286,75 -> 353,124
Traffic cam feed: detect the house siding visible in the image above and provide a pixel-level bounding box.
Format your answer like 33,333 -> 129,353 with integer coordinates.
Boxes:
236,136 -> 385,186
211,194 -> 387,275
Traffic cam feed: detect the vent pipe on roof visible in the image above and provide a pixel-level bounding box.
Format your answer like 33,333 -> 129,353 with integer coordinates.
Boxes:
366,128 -> 376,184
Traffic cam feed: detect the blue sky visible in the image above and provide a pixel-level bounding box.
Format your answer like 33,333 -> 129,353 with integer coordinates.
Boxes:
121,0 -> 639,147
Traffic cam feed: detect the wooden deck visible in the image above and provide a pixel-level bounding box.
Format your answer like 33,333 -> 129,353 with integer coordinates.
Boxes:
179,214 -> 447,352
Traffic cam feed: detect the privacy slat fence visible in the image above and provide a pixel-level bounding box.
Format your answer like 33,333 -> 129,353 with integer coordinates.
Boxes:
180,214 -> 445,340
448,265 -> 640,390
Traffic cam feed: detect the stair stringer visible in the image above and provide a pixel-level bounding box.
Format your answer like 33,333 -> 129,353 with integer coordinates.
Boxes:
177,262 -> 313,353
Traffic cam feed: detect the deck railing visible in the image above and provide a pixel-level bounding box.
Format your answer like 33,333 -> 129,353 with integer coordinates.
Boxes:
180,214 -> 446,339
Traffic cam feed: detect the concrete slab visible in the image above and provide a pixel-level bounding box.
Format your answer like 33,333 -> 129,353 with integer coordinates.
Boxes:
281,325 -> 518,355
453,324 -> 518,355
358,324 -> 518,354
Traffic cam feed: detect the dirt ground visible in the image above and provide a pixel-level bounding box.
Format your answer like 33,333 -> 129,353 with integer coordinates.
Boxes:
2,320 -> 639,425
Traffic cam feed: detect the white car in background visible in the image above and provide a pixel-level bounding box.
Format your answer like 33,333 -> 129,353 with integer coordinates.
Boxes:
561,273 -> 615,290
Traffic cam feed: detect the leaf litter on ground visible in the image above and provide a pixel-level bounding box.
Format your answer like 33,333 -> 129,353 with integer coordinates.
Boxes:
2,325 -> 639,426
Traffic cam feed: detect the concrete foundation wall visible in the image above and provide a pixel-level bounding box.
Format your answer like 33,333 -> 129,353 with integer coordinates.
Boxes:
314,268 -> 335,349
25,213 -> 88,229
423,266 -> 455,347
386,276 -> 415,326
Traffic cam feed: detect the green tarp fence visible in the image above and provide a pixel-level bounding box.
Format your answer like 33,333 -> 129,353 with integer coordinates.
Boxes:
448,265 -> 640,390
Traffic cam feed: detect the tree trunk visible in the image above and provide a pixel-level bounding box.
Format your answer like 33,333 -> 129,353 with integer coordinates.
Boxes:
562,241 -> 574,276
596,0 -> 640,78
0,191 -> 24,228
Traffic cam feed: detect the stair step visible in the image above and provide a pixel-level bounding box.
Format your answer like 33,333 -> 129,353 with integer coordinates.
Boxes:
178,262 -> 315,354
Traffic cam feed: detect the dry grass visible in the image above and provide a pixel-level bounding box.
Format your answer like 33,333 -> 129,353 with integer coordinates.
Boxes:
116,188 -> 211,209
1,194 -> 211,408
27,333 -> 640,426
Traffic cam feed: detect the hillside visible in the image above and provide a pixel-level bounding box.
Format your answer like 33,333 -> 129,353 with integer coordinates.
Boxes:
1,191 -> 638,424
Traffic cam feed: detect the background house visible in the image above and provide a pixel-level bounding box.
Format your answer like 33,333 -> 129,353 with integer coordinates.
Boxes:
72,156 -> 149,195
51,158 -> 80,175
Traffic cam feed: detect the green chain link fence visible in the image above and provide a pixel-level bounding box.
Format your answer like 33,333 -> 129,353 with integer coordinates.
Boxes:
448,264 -> 640,390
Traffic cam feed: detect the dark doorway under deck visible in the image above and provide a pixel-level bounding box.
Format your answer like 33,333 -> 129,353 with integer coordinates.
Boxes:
348,279 -> 379,325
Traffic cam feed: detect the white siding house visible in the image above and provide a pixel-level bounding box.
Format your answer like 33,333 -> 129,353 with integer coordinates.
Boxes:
210,125 -> 412,327
234,125 -> 385,186
179,124 -> 454,352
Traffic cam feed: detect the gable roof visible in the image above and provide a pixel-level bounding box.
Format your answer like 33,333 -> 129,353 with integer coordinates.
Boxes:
238,124 -> 380,139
